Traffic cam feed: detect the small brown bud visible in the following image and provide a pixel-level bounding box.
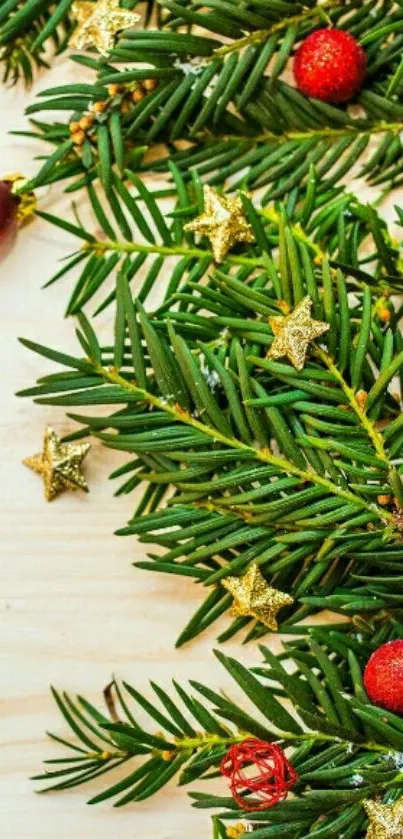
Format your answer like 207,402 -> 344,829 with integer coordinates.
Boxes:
79,114 -> 94,131
356,390 -> 367,409
120,101 -> 131,113
377,495 -> 392,506
143,78 -> 158,91
107,83 -> 121,96
69,120 -> 80,133
161,750 -> 174,762
72,129 -> 86,146
91,100 -> 108,114
378,306 -> 391,323
132,87 -> 145,103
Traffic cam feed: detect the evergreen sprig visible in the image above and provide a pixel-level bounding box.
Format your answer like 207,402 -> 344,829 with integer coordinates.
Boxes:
24,170 -> 402,316
0,0 -> 75,86
18,214 -> 403,644
19,0 -> 403,199
15,0 -> 403,331
33,619 -> 403,838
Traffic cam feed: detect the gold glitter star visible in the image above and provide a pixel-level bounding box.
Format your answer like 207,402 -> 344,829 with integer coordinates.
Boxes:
184,185 -> 255,263
69,0 -> 140,56
222,563 -> 294,631
363,798 -> 403,839
268,296 -> 329,371
23,428 -> 90,502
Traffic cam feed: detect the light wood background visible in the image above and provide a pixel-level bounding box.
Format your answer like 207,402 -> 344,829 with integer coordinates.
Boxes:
1,53 -> 402,839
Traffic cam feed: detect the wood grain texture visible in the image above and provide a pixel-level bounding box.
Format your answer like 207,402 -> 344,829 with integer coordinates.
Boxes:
1,54 -> 402,839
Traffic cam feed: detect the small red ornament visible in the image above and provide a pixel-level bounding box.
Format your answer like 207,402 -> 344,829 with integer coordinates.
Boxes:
364,640 -> 403,714
220,738 -> 298,811
0,179 -> 19,244
293,29 -> 367,104
0,174 -> 36,253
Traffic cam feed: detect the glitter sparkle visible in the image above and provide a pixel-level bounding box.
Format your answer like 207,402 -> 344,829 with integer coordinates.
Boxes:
24,427 -> 90,501
222,563 -> 294,630
69,0 -> 140,55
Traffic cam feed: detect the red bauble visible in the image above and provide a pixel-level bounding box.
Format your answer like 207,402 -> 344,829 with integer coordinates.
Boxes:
0,179 -> 19,244
293,29 -> 367,104
220,738 -> 298,811
364,640 -> 403,714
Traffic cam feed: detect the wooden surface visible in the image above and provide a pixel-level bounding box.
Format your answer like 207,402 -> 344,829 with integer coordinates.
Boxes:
1,54 -> 402,839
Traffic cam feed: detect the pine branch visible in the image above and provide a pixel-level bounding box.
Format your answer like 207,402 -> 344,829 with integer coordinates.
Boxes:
21,76 -> 403,197
33,620 -> 403,835
0,0 -> 75,86
24,169 -> 402,316
18,0 -> 403,198
18,220 -> 403,643
212,0 -> 344,57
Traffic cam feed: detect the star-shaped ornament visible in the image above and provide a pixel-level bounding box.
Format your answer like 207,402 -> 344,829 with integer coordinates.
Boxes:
363,798 -> 403,839
184,185 -> 255,263
222,563 -> 294,631
69,0 -> 140,56
268,295 -> 329,371
23,428 -> 90,502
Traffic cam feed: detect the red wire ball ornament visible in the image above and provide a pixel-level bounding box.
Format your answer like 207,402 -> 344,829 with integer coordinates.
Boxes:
293,29 -> 367,104
364,640 -> 403,715
220,738 -> 298,811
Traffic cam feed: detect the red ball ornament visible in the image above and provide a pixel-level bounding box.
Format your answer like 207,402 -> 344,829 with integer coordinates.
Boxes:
364,640 -> 403,714
293,29 -> 367,104
220,738 -> 298,811
0,179 -> 19,244
0,175 -> 36,256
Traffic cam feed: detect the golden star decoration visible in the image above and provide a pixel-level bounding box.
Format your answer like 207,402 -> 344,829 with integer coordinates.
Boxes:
69,0 -> 140,56
222,563 -> 294,631
363,798 -> 403,839
23,428 -> 90,502
268,295 -> 329,371
184,185 -> 255,263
